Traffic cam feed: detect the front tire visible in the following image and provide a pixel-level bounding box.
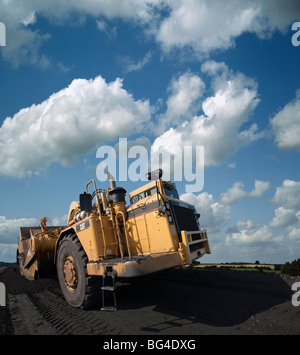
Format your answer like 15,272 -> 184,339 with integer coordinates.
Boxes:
56,234 -> 100,308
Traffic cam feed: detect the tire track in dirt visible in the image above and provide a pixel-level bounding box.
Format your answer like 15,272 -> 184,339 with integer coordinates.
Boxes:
8,294 -> 57,335
28,290 -> 121,335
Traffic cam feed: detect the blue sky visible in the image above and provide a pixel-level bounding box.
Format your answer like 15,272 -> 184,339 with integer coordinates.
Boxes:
0,0 -> 300,264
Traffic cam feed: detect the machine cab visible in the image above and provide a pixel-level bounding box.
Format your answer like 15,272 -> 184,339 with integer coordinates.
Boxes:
127,172 -> 210,264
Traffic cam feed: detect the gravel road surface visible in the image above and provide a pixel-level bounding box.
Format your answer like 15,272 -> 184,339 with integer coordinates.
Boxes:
1,265 -> 299,335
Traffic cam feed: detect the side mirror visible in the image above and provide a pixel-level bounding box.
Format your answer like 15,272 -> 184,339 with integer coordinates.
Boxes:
80,192 -> 92,212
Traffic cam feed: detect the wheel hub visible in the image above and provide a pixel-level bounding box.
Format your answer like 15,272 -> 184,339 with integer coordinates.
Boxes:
63,255 -> 78,291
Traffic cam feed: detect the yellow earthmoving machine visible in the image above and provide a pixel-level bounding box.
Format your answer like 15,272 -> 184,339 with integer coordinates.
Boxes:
17,170 -> 210,310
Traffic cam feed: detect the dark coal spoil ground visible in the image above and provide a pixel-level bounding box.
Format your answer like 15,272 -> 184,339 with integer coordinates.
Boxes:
1,265 -> 300,335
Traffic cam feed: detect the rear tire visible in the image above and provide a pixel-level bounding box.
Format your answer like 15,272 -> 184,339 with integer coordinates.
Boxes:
56,234 -> 100,308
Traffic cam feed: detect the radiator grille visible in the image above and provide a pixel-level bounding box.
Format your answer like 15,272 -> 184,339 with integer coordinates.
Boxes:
170,203 -> 199,241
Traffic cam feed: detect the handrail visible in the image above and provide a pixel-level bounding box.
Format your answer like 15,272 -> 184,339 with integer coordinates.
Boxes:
86,180 -> 108,257
116,211 -> 132,260
114,214 -> 124,259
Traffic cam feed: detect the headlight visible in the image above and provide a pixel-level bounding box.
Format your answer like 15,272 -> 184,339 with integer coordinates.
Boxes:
158,205 -> 166,213
168,215 -> 173,223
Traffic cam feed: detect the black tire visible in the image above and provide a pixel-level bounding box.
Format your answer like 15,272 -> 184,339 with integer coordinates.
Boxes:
56,234 -> 101,309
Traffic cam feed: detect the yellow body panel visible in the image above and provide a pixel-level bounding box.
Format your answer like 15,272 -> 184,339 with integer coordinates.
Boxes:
74,215 -> 103,261
126,194 -> 176,256
63,213 -> 119,261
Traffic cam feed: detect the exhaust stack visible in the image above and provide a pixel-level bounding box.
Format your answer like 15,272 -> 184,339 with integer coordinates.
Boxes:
107,172 -> 116,189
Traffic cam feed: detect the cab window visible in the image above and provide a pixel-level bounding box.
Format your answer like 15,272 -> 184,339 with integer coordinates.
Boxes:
163,183 -> 179,199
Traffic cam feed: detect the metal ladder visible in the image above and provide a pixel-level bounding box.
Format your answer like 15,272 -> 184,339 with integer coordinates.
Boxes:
101,266 -> 117,311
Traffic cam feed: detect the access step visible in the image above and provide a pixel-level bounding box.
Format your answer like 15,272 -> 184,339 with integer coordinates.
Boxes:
101,266 -> 117,311
101,286 -> 115,292
101,306 -> 117,312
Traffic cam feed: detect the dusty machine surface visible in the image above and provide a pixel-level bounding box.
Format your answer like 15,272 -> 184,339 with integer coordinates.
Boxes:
17,170 -> 210,309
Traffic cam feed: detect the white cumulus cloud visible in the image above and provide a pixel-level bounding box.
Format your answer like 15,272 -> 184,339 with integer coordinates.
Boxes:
269,207 -> 299,228
155,0 -> 300,54
151,61 -> 263,172
219,180 -> 270,205
249,180 -> 271,198
287,226 -> 300,241
270,90 -> 300,151
1,0 -> 300,67
157,70 -> 206,134
226,223 -> 274,245
271,180 -> 300,210
0,216 -> 38,244
219,182 -> 248,205
269,180 -> 300,239
0,76 -> 151,178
